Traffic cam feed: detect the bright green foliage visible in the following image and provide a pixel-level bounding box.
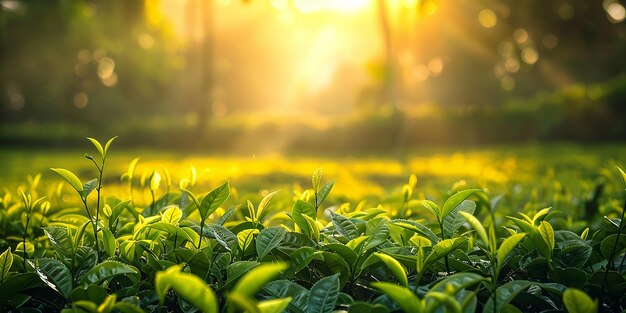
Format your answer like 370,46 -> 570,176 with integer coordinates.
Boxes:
563,288 -> 597,313
0,248 -> 12,282
1,139 -> 626,313
155,265 -> 218,313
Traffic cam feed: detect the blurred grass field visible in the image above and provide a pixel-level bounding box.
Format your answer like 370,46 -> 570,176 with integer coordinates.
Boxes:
2,144 -> 625,223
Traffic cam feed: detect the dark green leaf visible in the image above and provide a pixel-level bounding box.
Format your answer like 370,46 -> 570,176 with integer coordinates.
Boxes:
307,274 -> 340,313
44,227 -> 74,261
31,258 -> 73,299
207,224 -> 238,252
0,248 -> 12,282
600,234 -> 626,263
331,212 -> 359,240
80,261 -> 139,286
483,280 -> 533,313
226,261 -> 261,286
256,226 -> 287,259
443,200 -> 475,238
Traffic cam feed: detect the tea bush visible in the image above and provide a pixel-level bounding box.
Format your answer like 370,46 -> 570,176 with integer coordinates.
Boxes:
0,137 -> 625,312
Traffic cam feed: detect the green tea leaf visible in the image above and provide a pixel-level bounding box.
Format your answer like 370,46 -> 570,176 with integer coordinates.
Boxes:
87,137 -> 104,157
617,166 -> 626,191
302,214 -> 320,242
371,282 -> 422,313
51,168 -> 83,195
459,211 -> 488,249
264,279 -> 308,313
496,233 -> 526,271
180,188 -> 201,209
563,288 -> 597,313
226,261 -> 261,286
292,199 -> 317,233
43,227 -> 74,261
331,212 -> 359,240
229,292 -> 261,313
258,297 -> 293,313
100,227 -> 116,257
161,206 -> 182,224
256,190 -> 280,222
103,136 -> 117,158
442,200 -> 475,238
208,224 -> 238,252
82,178 -> 98,199
424,237 -> 467,270
31,258 -> 73,299
364,218 -> 390,250
483,280 -> 533,313
155,265 -> 219,313
312,168 -> 323,192
600,234 -> 626,263
538,221 -> 555,253
149,170 -> 161,191
424,291 -> 462,313
0,248 -> 12,282
231,262 -> 288,299
287,247 -> 319,276
420,200 -> 440,220
80,260 -> 139,286
256,226 -> 287,259
508,216 -> 551,259
198,182 -> 230,221
442,189 -> 480,219
374,252 -> 408,287
237,228 -> 260,252
317,181 -> 335,207
531,207 -> 552,225
389,219 -> 439,244
307,274 -> 340,313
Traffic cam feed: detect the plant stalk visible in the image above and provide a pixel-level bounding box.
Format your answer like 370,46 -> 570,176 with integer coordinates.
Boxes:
22,209 -> 31,268
604,199 -> 625,280
82,199 -> 100,262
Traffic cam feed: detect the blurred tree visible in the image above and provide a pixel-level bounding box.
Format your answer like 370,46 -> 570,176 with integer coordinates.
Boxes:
0,0 -> 179,126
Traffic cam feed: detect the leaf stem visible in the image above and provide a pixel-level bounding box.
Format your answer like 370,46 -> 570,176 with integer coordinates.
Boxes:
82,198 -> 100,262
22,207 -> 31,269
438,218 -> 450,274
604,199 -> 625,280
94,159 -> 105,261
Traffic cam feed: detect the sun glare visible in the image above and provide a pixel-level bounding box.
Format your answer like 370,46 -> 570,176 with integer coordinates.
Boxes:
291,0 -> 370,13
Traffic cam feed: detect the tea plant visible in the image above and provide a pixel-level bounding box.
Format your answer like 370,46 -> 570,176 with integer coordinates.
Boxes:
0,137 -> 624,312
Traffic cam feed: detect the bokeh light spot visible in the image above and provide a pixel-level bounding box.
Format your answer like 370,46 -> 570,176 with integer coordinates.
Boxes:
270,0 -> 289,10
479,9 -> 497,28
542,34 -> 558,49
97,57 -> 115,80
73,92 -> 89,109
607,3 -> 626,23
558,4 -> 574,20
513,28 -> 528,44
138,34 -> 155,49
504,57 -> 520,73
501,76 -> 515,91
521,47 -> 539,64
427,57 -> 444,76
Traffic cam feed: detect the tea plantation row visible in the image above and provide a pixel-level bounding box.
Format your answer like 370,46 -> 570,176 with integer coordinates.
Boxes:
0,137 -> 625,313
